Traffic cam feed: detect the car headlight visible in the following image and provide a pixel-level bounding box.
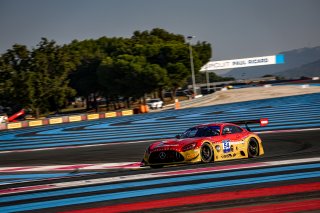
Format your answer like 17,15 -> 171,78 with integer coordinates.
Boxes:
182,143 -> 197,152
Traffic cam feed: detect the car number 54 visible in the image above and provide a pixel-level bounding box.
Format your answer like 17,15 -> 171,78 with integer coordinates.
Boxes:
223,140 -> 231,153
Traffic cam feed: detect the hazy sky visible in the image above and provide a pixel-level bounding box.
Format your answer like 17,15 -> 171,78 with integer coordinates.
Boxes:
1,0 -> 319,60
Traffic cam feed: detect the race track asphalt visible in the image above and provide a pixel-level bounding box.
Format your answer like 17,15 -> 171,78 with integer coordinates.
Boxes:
1,129 -> 320,166
0,93 -> 319,212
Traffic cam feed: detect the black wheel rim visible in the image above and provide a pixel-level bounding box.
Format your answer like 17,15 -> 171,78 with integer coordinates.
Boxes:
248,140 -> 258,156
201,145 -> 212,161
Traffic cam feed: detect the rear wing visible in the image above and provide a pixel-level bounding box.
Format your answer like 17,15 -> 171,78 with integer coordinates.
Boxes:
230,118 -> 268,131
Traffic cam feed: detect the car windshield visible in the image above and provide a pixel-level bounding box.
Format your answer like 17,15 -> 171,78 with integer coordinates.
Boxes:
180,126 -> 220,138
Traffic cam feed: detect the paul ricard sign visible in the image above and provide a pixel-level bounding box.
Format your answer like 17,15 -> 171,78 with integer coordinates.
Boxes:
200,54 -> 284,72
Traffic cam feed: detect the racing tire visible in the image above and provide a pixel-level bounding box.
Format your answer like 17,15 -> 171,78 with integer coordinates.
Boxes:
200,143 -> 213,163
248,138 -> 259,158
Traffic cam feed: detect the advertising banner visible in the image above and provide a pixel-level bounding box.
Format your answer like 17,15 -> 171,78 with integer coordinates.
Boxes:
68,115 -> 82,122
29,120 -> 43,127
49,117 -> 63,124
200,54 -> 284,72
7,122 -> 22,129
105,112 -> 117,118
87,114 -> 99,120
122,110 -> 133,116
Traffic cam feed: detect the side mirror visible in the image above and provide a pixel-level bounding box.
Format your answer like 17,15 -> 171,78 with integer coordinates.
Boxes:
175,134 -> 181,139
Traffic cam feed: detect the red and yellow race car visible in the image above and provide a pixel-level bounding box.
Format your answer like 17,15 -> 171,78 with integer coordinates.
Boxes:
142,119 -> 268,168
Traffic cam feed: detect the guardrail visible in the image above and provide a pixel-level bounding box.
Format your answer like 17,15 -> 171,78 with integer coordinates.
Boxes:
0,109 -> 133,131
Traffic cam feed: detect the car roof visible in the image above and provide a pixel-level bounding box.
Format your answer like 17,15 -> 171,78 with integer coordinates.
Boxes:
195,123 -> 239,128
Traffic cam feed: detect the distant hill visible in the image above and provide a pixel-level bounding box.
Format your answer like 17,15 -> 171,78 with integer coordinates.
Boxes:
274,58 -> 320,78
222,46 -> 320,79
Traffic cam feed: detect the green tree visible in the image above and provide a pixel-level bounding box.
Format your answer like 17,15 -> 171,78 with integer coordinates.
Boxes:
1,28 -> 213,116
97,55 -> 167,106
193,41 -> 212,65
0,39 -> 75,117
67,39 -> 106,111
0,44 -> 31,111
131,29 -> 211,99
28,38 -> 76,117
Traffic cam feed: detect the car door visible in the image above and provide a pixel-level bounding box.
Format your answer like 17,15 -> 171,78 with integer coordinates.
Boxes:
231,125 -> 246,140
220,125 -> 239,153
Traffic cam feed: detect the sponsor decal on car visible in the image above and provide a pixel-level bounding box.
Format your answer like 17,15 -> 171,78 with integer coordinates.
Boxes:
223,140 -> 231,153
220,153 -> 237,159
186,153 -> 197,159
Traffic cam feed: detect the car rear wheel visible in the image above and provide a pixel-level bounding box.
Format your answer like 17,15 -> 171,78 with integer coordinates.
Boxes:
200,143 -> 213,163
248,138 -> 259,158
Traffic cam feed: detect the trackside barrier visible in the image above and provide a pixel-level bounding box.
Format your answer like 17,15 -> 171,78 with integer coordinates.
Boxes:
42,119 -> 49,125
49,117 -> 63,125
122,110 -> 134,116
68,115 -> 81,122
105,112 -> 117,118
7,122 -> 22,129
0,123 -> 7,130
29,120 -> 43,127
62,116 -> 69,123
87,113 -> 99,120
0,109 -> 134,131
175,99 -> 180,110
21,121 -> 29,128
139,105 -> 149,113
139,105 -> 146,113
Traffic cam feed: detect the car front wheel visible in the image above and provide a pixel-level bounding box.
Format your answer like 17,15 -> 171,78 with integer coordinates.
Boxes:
200,143 -> 213,163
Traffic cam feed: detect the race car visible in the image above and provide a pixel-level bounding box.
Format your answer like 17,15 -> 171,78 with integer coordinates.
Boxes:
142,118 -> 268,168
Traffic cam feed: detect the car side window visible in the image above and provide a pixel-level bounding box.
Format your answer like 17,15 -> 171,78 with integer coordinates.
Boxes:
207,127 -> 220,136
233,126 -> 243,133
223,125 -> 237,134
182,126 -> 221,138
202,128 -> 213,137
184,128 -> 197,138
223,125 -> 243,134
223,126 -> 231,134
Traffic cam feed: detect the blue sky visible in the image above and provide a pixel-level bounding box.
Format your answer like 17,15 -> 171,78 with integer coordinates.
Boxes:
1,0 -> 319,60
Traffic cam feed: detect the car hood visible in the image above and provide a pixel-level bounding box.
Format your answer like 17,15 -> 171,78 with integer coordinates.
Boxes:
149,138 -> 202,152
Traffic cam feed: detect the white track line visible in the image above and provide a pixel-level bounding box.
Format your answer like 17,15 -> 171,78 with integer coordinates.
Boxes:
0,157 -> 319,195
0,162 -> 142,173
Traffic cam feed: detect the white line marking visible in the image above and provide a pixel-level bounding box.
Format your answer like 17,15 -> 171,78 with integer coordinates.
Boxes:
0,162 -> 141,173
0,157 -> 319,195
